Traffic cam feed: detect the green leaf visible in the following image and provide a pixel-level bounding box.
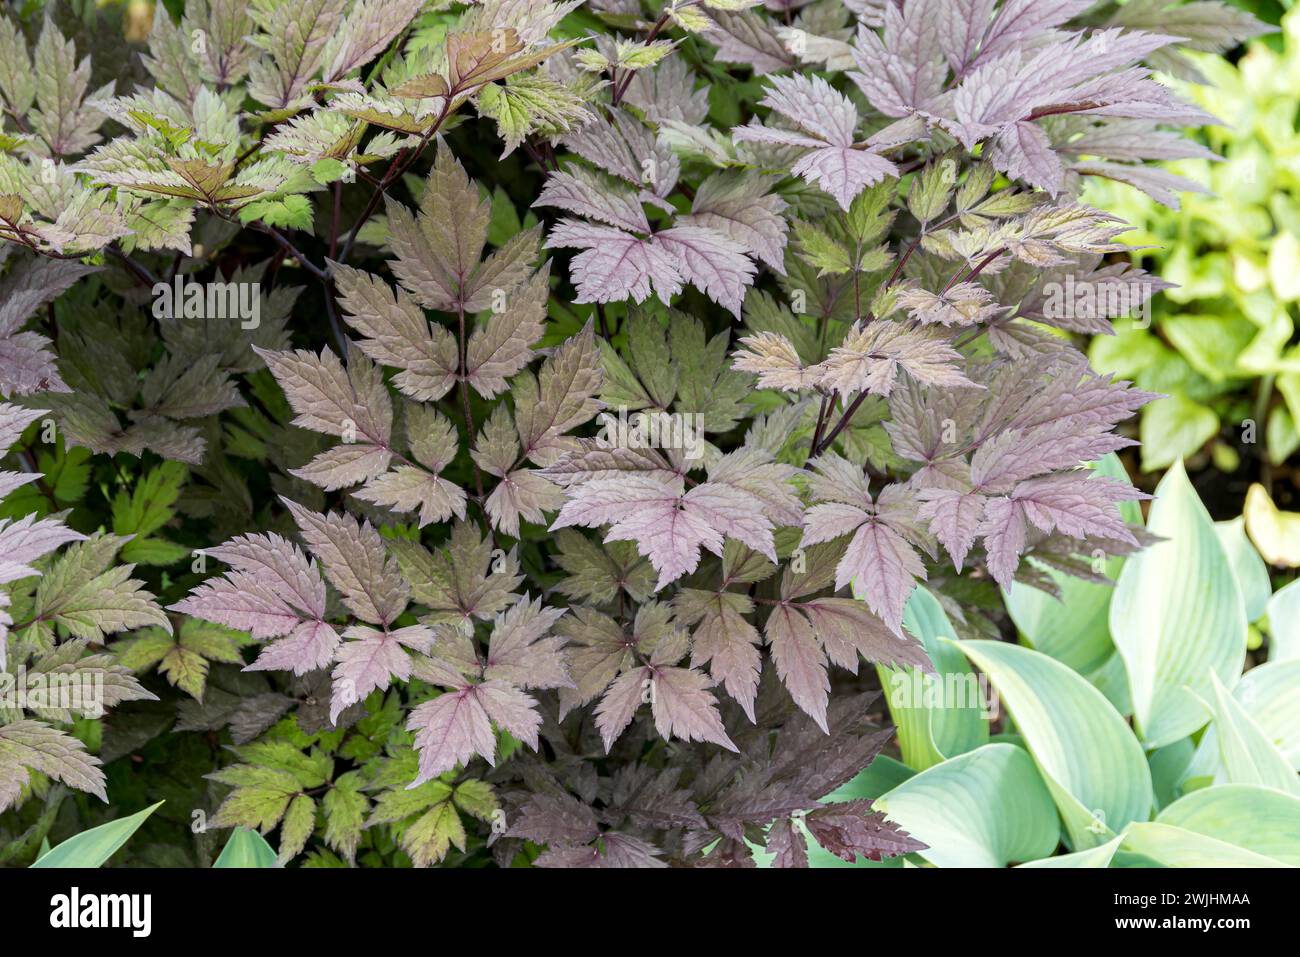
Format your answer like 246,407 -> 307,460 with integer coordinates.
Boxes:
477,73 -> 590,157
1148,738 -> 1196,810
793,221 -> 851,276
401,800 -> 466,867
614,39 -> 675,70
277,793 -> 317,864
877,586 -> 988,771
1090,323 -> 1168,382
209,772 -> 298,831
1018,834 -> 1124,868
0,16 -> 35,115
213,827 -> 279,868
487,186 -> 522,247
955,640 -> 1153,849
670,3 -> 713,32
1121,785 -> 1300,867
842,180 -> 894,244
596,337 -> 653,411
238,194 -> 314,230
1086,650 -> 1134,716
452,779 -> 498,821
322,772 -> 367,864
1244,481 -> 1300,566
1139,395 -> 1218,472
112,627 -> 176,671
1163,314 -> 1256,383
229,742 -> 332,789
159,645 -> 209,700
39,442 -> 92,505
1215,516 -> 1272,622
29,534 -> 170,643
855,244 -> 892,273
624,308 -> 678,409
207,743 -> 328,833
109,462 -> 187,540
1267,405 -> 1300,466
0,721 -> 106,812
1183,659 -> 1300,791
1109,460 -> 1247,747
120,537 -> 191,566
873,744 -> 1059,868
1268,578 -> 1300,661
32,801 -> 163,868
907,156 -> 957,224
1198,670 -> 1300,795
112,620 -> 248,701
178,620 -> 249,663
669,311 -> 750,433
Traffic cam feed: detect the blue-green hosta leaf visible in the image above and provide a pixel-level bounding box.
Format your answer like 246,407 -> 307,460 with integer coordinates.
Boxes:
1087,651 -> 1133,716
213,827 -> 279,868
32,801 -> 163,868
1148,738 -> 1196,811
1110,460 -> 1247,747
1183,660 -> 1300,792
1268,579 -> 1300,662
1214,516 -> 1271,623
1121,785 -> 1300,867
1121,822 -> 1280,867
877,586 -> 987,771
1198,671 -> 1300,795
956,640 -> 1153,849
1018,834 -> 1124,868
1003,454 -> 1140,675
873,744 -> 1059,868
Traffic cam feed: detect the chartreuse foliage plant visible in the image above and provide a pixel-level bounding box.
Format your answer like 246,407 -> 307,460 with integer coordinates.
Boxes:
1086,3 -> 1300,474
0,0 -> 1283,869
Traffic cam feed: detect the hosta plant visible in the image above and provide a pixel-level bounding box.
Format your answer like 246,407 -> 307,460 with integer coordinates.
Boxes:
0,0 -> 1275,867
810,460 -> 1299,868
26,803 -> 278,867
